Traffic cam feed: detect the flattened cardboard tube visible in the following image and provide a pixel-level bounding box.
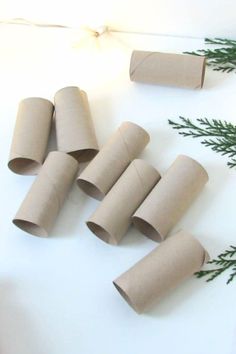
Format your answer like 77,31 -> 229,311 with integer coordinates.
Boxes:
113,230 -> 209,313
8,97 -> 54,175
130,50 -> 206,89
13,151 -> 79,237
54,86 -> 99,162
133,155 -> 208,242
77,121 -> 150,200
87,159 -> 161,245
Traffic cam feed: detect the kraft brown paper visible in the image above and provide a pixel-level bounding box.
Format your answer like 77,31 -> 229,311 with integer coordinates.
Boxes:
13,151 -> 79,237
133,155 -> 208,242
77,121 -> 150,200
113,230 -> 209,313
8,97 -> 54,175
86,159 -> 161,245
54,86 -> 99,162
130,50 -> 206,89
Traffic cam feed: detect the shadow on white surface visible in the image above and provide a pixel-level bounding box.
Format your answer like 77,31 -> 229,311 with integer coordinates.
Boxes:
141,128 -> 179,171
0,282 -> 52,354
89,94 -> 117,147
203,69 -> 233,90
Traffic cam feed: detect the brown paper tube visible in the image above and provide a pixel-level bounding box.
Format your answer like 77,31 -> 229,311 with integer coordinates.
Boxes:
8,97 -> 54,175
132,155 -> 208,242
54,86 -> 99,162
77,121 -> 150,200
130,50 -> 206,89
13,151 -> 79,237
113,230 -> 209,313
86,159 -> 161,245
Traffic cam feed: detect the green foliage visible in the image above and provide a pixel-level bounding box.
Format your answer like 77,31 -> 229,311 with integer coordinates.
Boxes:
169,116 -> 236,283
184,38 -> 236,73
195,246 -> 236,284
168,116 -> 236,168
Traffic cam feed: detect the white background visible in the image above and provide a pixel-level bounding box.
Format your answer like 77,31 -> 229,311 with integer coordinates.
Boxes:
0,23 -> 236,354
1,0 -> 236,38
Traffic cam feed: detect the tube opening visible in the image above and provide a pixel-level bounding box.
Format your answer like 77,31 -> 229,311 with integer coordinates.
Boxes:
77,179 -> 104,200
113,281 -> 140,313
86,221 -> 116,245
132,216 -> 163,242
13,219 -> 48,237
69,148 -> 98,163
8,158 -> 41,175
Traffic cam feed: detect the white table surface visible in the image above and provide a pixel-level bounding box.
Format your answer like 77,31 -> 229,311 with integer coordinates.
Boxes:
0,26 -> 235,354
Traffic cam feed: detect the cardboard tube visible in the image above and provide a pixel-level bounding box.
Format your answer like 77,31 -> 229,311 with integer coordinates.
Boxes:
87,159 -> 161,245
8,97 -> 54,175
13,151 -> 79,237
113,230 -> 209,313
54,86 -> 99,162
77,121 -> 150,200
133,155 -> 208,241
130,50 -> 206,89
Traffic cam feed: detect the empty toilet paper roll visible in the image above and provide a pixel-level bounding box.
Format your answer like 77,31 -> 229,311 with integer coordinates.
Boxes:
13,151 -> 79,237
87,159 -> 161,245
54,86 -> 99,162
130,50 -> 206,89
113,230 -> 209,313
77,121 -> 150,200
8,97 -> 54,175
133,155 -> 208,241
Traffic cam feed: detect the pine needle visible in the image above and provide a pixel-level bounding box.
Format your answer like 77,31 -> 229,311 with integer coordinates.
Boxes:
168,116 -> 236,168
184,38 -> 236,73
169,116 -> 236,283
195,246 -> 236,284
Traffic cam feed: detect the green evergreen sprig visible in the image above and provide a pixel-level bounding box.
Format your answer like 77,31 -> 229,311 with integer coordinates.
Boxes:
169,116 -> 236,283
195,246 -> 236,284
185,38 -> 236,73
168,116 -> 236,168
